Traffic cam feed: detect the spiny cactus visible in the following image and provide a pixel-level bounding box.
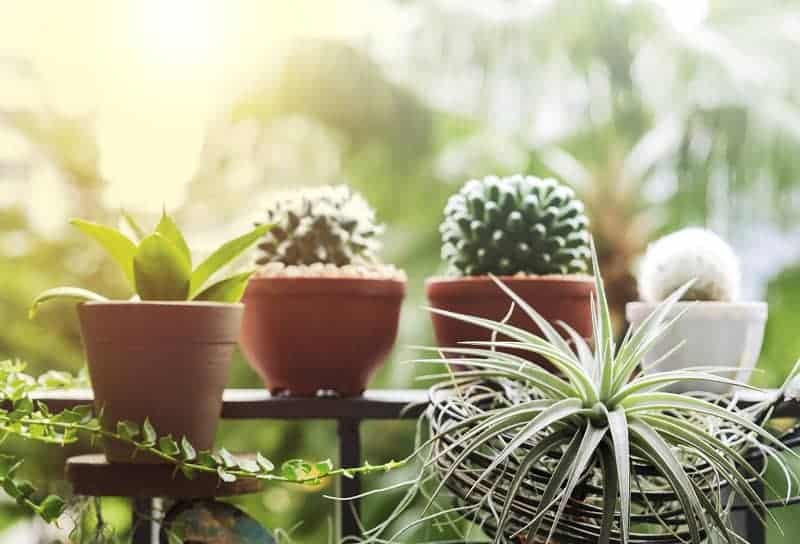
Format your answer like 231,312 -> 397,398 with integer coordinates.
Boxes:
638,227 -> 741,302
256,185 -> 383,267
440,175 -> 590,276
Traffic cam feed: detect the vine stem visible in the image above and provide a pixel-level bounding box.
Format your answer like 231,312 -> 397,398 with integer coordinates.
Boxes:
0,414 -> 411,484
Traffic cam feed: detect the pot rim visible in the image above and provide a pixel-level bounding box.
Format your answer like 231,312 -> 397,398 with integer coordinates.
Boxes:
81,300 -> 243,309
426,274 -> 595,297
626,300 -> 767,320
245,275 -> 406,296
426,274 -> 594,285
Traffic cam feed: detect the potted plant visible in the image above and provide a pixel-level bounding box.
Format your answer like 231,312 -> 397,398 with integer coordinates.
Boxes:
626,228 -> 767,393
362,247 -> 797,544
29,212 -> 268,462
240,185 -> 406,396
426,175 -> 594,358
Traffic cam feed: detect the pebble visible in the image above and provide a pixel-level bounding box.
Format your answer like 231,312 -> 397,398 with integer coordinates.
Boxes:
256,262 -> 406,281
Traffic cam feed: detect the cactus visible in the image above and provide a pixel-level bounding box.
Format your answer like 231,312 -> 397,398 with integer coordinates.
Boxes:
256,185 -> 383,267
439,175 -> 590,276
637,228 -> 741,302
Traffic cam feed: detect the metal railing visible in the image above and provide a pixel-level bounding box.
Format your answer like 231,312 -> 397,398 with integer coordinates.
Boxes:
34,388 -> 792,544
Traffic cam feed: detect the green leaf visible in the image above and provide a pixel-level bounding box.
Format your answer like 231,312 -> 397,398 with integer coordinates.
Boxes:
36,370 -> 78,389
71,219 -> 137,286
189,224 -> 270,297
196,451 -> 217,468
142,419 -> 157,446
15,479 -> 35,499
37,494 -> 66,523
524,427 -> 589,542
192,270 -> 254,302
155,211 -> 192,268
629,423 -> 704,544
238,458 -> 260,473
180,436 -> 196,461
219,448 -> 238,469
0,455 -> 22,479
281,459 -> 313,480
489,274 -> 578,360
116,421 -> 140,441
133,233 -> 191,300
498,431 -> 573,540
597,444 -> 619,544
540,423 -> 607,544
606,408 -> 631,544
217,467 -> 236,483
256,453 -> 274,472
158,436 -> 180,456
120,210 -> 147,241
315,459 -> 333,477
473,398 -> 584,492
29,287 -> 107,319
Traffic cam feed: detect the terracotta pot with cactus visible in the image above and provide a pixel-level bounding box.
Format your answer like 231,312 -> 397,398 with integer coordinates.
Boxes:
626,228 -> 767,393
426,175 -> 595,363
241,185 -> 406,396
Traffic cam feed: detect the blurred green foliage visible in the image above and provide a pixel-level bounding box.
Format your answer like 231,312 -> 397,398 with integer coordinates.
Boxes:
2,0 -> 800,541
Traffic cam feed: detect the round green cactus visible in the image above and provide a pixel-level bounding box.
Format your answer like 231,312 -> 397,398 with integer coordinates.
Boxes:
440,175 -> 590,276
256,185 -> 383,267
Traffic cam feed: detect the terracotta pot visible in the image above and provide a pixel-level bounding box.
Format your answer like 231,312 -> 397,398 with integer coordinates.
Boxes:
78,302 -> 243,463
425,276 -> 594,364
241,277 -> 405,396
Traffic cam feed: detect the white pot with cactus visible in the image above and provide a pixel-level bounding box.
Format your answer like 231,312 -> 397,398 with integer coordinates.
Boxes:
240,185 -> 407,396
626,228 -> 767,393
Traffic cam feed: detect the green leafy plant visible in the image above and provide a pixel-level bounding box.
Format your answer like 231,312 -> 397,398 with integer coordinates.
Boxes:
359,245 -> 799,544
256,185 -> 383,266
0,359 -> 404,529
440,175 -> 591,276
29,211 -> 269,316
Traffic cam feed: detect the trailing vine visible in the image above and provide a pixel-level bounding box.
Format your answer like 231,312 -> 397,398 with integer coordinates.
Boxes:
0,359 -> 408,527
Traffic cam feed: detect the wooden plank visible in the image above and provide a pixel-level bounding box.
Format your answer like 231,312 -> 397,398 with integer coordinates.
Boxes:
32,388 -> 430,420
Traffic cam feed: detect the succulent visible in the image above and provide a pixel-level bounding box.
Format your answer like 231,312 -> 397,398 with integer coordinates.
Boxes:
256,185 -> 383,267
439,175 -> 590,276
638,228 -> 741,302
30,211 -> 268,315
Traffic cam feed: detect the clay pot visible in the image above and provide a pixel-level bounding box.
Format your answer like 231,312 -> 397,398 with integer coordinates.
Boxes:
240,277 -> 405,396
425,276 -> 594,364
78,302 -> 243,463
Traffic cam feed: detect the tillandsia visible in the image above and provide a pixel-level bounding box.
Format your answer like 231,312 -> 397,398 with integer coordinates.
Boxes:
439,175 -> 591,276
0,360 -> 406,528
356,244 -> 800,544
256,185 -> 384,267
29,210 -> 270,315
637,227 -> 741,302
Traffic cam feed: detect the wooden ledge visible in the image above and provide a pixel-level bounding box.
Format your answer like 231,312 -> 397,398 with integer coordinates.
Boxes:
66,454 -> 263,498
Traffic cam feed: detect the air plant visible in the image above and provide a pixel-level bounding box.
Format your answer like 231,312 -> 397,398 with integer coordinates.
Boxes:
357,244 -> 798,544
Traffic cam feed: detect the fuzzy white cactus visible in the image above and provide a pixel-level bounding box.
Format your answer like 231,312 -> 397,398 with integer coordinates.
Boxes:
638,228 -> 741,302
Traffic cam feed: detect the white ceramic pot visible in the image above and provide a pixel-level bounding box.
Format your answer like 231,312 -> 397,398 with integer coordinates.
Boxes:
625,302 -> 768,394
